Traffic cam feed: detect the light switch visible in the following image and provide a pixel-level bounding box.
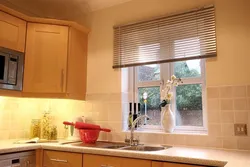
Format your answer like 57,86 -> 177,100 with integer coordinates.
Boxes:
234,124 -> 248,136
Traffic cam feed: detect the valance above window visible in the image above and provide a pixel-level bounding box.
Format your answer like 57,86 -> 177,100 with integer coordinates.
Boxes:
113,5 -> 216,69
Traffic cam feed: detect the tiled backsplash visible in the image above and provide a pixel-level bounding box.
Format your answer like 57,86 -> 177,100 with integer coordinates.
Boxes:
0,97 -> 85,140
0,85 -> 249,150
85,85 -> 250,151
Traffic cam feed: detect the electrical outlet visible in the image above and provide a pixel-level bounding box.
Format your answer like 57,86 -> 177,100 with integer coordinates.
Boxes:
234,124 -> 248,136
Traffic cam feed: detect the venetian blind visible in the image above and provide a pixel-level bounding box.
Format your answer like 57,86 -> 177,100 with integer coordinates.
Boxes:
113,5 -> 216,69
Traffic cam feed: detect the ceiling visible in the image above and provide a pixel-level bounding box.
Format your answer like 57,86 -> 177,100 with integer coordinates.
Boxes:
0,0 -> 132,24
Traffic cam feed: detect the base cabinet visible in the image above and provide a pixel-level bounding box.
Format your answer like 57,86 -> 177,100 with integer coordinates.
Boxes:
152,161 -> 205,167
83,154 -> 151,167
39,150 -> 206,167
43,150 -> 82,167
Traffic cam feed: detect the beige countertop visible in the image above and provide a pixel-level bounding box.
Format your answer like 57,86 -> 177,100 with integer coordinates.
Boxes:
0,140 -> 250,167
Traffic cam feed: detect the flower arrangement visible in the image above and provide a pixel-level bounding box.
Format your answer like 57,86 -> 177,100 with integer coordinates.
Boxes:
160,75 -> 183,107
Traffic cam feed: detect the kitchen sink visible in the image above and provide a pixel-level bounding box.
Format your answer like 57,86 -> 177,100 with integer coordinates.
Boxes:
66,141 -> 171,152
68,141 -> 129,149
120,145 -> 169,152
103,145 -> 129,149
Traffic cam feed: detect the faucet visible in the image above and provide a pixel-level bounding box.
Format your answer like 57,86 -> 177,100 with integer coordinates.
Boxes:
125,115 -> 150,146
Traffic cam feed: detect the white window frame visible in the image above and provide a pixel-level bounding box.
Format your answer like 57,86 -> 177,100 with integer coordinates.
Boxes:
129,59 -> 207,133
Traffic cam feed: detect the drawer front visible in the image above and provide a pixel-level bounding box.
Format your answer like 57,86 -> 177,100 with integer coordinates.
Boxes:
43,150 -> 82,167
83,154 -> 121,167
83,154 -> 151,167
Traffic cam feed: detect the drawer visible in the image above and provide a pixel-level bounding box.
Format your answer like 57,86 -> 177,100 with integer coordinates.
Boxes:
43,150 -> 82,167
83,154 -> 151,167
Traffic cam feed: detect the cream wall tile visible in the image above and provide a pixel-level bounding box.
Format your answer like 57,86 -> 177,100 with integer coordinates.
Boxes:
238,137 -> 250,150
222,124 -> 235,136
109,93 -> 122,102
108,103 -> 122,121
207,87 -> 219,99
139,133 -> 164,145
205,137 -> 223,148
92,102 -> 108,112
163,134 -> 186,146
185,135 -> 207,147
221,112 -> 234,123
223,137 -> 238,149
0,131 -> 9,140
208,111 -> 221,123
208,124 -> 222,136
207,99 -> 220,111
234,99 -> 247,110
220,86 -> 233,98
235,112 -> 248,123
221,99 -> 233,110
232,86 -> 247,97
107,133 -> 124,142
107,122 -> 122,133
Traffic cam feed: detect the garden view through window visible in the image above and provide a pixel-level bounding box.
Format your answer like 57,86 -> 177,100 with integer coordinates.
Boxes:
136,59 -> 205,129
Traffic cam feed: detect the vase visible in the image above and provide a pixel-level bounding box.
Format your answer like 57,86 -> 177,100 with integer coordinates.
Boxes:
161,104 -> 175,133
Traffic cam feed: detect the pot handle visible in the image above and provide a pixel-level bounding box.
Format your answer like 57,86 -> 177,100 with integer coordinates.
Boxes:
63,121 -> 75,126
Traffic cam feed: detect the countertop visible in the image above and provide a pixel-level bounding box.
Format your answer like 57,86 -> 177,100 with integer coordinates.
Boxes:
0,140 -> 250,167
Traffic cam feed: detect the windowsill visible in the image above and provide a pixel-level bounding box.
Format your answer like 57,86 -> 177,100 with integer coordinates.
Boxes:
123,129 -> 208,135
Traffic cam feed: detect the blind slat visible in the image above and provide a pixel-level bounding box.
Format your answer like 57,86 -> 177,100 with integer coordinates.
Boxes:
113,5 -> 217,68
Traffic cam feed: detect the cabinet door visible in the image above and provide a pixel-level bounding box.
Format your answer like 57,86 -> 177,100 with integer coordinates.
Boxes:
43,150 -> 82,167
83,154 -> 151,167
164,163 -> 205,167
20,155 -> 36,167
152,161 -> 205,167
83,154 -> 121,167
24,23 -> 68,93
120,158 -> 151,167
0,11 -> 26,52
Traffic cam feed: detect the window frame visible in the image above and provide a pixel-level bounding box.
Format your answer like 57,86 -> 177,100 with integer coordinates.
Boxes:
129,59 -> 207,133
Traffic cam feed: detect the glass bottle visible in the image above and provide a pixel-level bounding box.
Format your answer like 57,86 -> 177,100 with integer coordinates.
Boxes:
30,119 -> 41,138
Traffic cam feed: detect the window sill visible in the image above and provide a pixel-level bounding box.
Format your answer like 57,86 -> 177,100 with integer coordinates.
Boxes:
123,129 -> 208,136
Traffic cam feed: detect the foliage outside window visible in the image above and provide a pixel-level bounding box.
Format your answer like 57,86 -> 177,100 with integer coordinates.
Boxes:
133,59 -> 206,131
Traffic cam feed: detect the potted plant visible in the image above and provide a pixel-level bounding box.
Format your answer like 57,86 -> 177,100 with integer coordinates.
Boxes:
160,75 -> 182,133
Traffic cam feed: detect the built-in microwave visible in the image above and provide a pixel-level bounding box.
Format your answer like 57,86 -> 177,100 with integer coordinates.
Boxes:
0,47 -> 24,91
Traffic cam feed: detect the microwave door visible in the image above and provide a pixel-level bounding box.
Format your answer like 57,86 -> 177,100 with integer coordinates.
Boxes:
0,53 -> 9,84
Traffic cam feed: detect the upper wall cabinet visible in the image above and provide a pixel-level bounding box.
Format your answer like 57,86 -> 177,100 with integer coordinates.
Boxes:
24,23 -> 68,94
0,11 -> 26,52
23,23 -> 88,100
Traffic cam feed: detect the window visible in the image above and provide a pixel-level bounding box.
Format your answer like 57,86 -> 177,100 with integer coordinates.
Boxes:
118,6 -> 215,133
128,36 -> 207,132
131,59 -> 206,132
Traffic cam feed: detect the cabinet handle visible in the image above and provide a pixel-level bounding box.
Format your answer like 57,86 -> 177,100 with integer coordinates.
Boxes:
61,69 -> 64,92
50,158 -> 68,163
26,160 -> 30,167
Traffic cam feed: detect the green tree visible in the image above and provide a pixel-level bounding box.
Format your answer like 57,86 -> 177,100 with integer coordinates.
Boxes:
174,61 -> 202,111
138,61 -> 202,112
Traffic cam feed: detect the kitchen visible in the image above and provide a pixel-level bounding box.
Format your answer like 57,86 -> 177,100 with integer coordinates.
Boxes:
0,0 -> 250,166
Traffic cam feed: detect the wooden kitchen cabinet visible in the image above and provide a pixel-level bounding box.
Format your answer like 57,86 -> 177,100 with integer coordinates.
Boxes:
24,23 -> 68,94
152,161 -> 205,167
0,11 -> 26,52
83,154 -> 151,167
23,23 -> 88,100
43,150 -> 82,167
